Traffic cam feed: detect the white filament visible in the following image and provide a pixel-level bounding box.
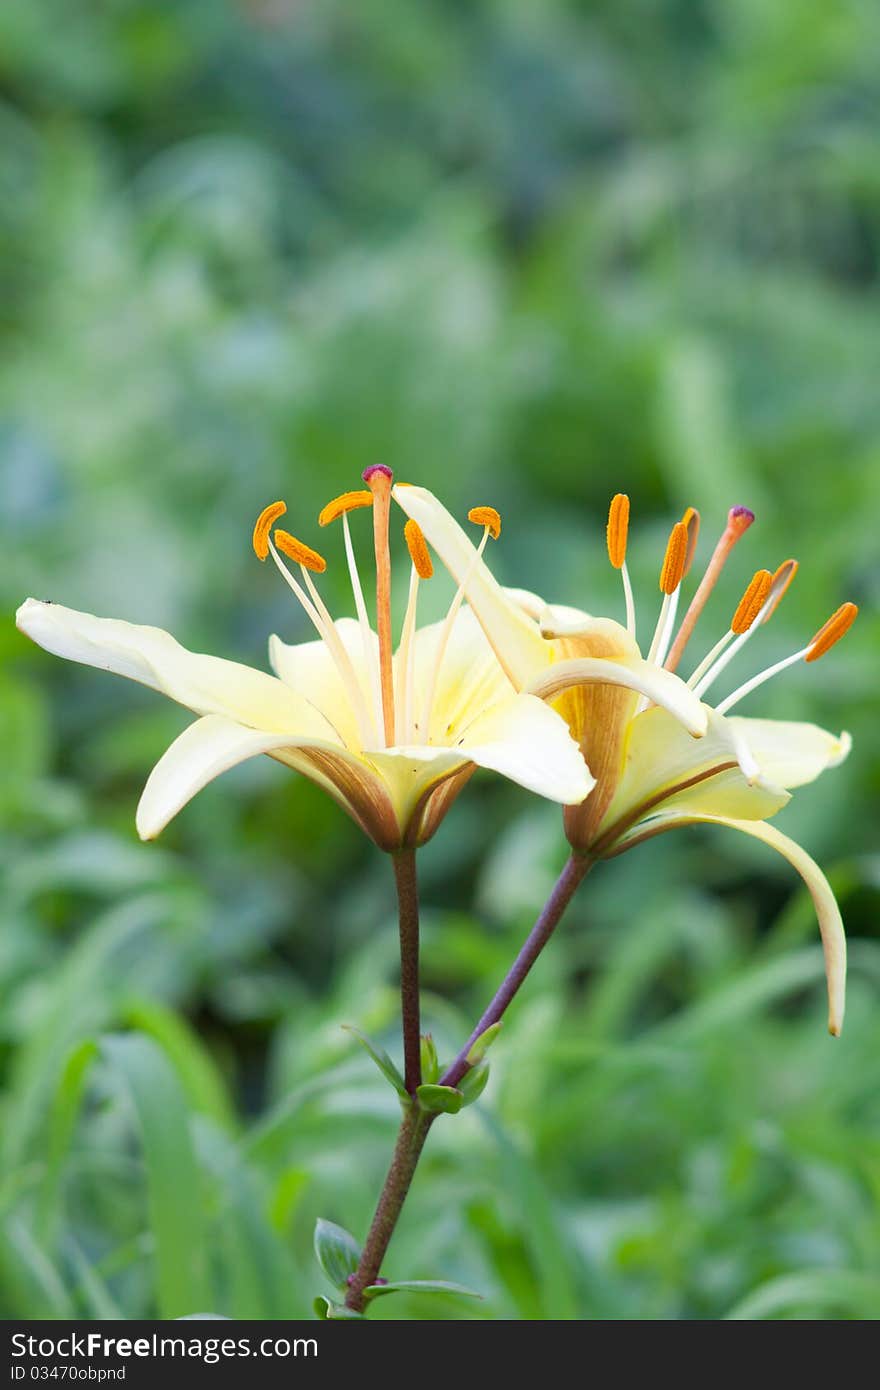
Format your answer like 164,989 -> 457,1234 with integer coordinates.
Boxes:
342,511 -> 383,738
621,561 -> 636,640
267,539 -> 375,747
686,629 -> 734,689
418,527 -> 490,744
715,646 -> 809,716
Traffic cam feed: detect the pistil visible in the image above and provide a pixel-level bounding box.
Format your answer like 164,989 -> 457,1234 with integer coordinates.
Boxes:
364,465 -> 396,747
665,505 -> 755,673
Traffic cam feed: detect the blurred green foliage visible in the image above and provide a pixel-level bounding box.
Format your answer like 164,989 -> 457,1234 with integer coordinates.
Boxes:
1,0 -> 879,1320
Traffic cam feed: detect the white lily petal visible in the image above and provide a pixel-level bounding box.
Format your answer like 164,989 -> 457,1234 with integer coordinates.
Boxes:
391,484 -> 549,689
726,718 -> 852,789
455,692 -> 595,804
136,716 -> 315,840
16,598 -> 329,736
269,617 -> 378,752
137,712 -> 407,849
528,656 -> 708,738
613,810 -> 847,1037
597,705 -> 791,838
537,603 -> 601,639
378,692 -> 593,815
503,586 -> 550,621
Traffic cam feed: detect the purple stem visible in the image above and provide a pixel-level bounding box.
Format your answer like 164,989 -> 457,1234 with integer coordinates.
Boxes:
440,852 -> 591,1088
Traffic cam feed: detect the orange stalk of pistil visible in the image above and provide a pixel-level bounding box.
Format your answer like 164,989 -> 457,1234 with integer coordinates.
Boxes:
364,465 -> 396,746
664,505 -> 755,673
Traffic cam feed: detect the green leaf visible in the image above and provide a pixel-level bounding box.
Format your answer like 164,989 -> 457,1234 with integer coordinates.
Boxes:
313,1295 -> 364,1320
314,1218 -> 362,1289
0,1217 -> 75,1318
37,1038 -> 98,1247
416,1084 -> 463,1115
197,1123 -> 297,1320
122,998 -> 236,1130
364,1279 -> 482,1302
458,1060 -> 490,1107
466,1022 -> 502,1065
101,1033 -> 212,1319
725,1270 -> 880,1320
66,1238 -> 124,1320
420,1034 -> 440,1084
341,1025 -> 408,1100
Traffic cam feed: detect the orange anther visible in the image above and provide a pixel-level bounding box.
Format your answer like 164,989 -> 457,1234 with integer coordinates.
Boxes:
681,506 -> 701,577
805,602 -> 858,662
272,530 -> 327,573
761,558 -> 799,624
606,494 -> 629,570
468,506 -> 501,540
404,519 -> 433,579
318,490 -> 373,527
731,569 -> 772,635
252,501 -> 287,561
659,521 -> 688,595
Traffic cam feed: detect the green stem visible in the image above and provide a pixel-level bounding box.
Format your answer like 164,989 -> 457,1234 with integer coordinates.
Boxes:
344,1104 -> 433,1313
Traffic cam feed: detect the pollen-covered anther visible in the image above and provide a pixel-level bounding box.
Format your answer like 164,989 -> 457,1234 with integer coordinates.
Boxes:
606,494 -> 629,569
404,519 -> 433,579
761,558 -> 799,623
805,602 -> 858,663
272,530 -> 327,574
681,507 -> 701,577
731,569 -> 773,634
659,521 -> 688,595
252,501 -> 287,561
468,506 -> 501,540
318,490 -> 373,527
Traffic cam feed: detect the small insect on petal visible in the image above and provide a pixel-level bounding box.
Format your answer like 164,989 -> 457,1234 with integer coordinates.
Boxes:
404,519 -> 433,579
273,530 -> 327,574
468,506 -> 501,539
318,490 -> 373,526
253,501 -> 287,561
659,521 -> 688,595
805,602 -> 858,662
606,493 -> 629,570
731,569 -> 773,634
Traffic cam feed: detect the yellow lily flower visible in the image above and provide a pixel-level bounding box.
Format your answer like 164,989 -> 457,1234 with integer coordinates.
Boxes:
393,485 -> 856,1034
15,469 -> 592,853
